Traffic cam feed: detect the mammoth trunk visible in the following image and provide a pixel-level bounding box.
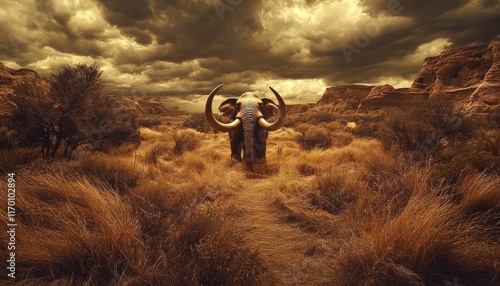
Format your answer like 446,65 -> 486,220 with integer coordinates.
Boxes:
242,110 -> 257,168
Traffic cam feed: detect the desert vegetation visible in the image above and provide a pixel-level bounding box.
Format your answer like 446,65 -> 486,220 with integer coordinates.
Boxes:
0,67 -> 499,285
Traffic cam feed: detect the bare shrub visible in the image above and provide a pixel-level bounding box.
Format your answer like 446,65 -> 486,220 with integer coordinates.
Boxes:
377,97 -> 473,160
295,124 -> 333,150
175,206 -> 275,285
173,129 -> 200,155
138,117 -> 162,127
10,63 -> 139,159
0,148 -> 40,172
182,112 -> 211,133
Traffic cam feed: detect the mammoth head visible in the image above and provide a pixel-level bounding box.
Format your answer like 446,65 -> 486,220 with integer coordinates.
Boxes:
205,84 -> 286,169
205,84 -> 287,133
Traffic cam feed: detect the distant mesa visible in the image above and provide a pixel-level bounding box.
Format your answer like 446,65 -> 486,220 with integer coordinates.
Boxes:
316,85 -> 374,112
111,96 -> 189,117
314,39 -> 500,115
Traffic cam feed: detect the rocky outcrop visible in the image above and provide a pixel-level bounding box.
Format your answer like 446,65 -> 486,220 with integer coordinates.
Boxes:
316,85 -> 374,112
359,85 -> 427,110
0,63 -> 50,116
412,40 -> 499,113
286,104 -> 316,115
0,62 -> 189,118
112,96 -> 189,117
0,62 -> 49,96
317,39 -> 499,114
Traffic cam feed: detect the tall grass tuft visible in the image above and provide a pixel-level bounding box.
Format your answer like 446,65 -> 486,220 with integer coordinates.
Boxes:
143,141 -> 171,165
173,129 -> 201,155
172,206 -> 276,285
1,172 -> 150,285
332,195 -> 498,285
76,153 -> 142,194
312,166 -> 360,214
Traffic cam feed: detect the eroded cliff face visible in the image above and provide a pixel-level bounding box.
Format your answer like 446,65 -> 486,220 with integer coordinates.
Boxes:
316,85 -> 374,112
0,63 -> 49,96
0,63 -> 50,116
111,96 -> 189,116
318,40 -> 499,114
412,40 -> 499,113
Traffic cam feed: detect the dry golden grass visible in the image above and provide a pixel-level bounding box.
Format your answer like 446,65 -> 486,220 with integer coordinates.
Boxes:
0,172 -> 150,285
2,122 -> 499,286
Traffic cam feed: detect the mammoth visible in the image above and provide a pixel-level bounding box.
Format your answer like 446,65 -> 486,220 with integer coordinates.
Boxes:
205,84 -> 286,170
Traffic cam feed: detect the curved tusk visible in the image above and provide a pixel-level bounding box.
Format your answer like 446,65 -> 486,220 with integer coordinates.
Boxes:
205,84 -> 241,132
258,86 -> 287,131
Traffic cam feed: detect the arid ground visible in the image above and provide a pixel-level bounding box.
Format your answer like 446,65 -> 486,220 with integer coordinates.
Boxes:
1,105 -> 499,286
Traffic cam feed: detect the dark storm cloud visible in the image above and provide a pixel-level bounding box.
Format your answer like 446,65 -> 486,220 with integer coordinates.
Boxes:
314,0 -> 500,84
0,0 -> 499,111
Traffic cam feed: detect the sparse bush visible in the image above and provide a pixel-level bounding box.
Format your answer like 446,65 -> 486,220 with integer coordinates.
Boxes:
475,129 -> 500,156
305,111 -> 337,124
377,98 -> 473,160
175,206 -> 275,285
182,112 -> 211,133
138,117 -> 162,127
333,131 -> 354,147
431,140 -> 500,184
173,129 -> 200,155
295,124 -> 333,150
9,63 -> 139,159
0,148 -> 40,172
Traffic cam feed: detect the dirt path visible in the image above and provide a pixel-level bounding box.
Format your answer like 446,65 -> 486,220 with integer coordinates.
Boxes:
224,178 -> 332,285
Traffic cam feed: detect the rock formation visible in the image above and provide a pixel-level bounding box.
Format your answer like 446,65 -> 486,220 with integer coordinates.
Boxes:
316,85 -> 374,112
112,96 -> 189,116
358,85 -> 427,111
0,62 -> 49,96
412,40 -> 499,113
0,62 -> 188,117
318,39 -> 499,114
0,63 -> 50,116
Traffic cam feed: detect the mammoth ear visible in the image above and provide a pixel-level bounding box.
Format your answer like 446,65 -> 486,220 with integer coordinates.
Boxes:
261,98 -> 279,119
219,98 -> 238,119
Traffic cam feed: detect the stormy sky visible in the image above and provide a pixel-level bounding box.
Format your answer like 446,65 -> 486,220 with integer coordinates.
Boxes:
1,0 -> 499,112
